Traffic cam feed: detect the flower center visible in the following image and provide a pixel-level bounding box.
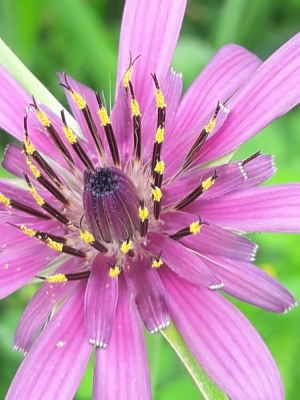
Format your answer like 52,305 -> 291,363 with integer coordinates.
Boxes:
83,166 -> 140,243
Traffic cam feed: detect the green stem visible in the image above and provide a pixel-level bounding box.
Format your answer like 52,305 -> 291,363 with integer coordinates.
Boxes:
161,321 -> 228,400
0,38 -> 81,136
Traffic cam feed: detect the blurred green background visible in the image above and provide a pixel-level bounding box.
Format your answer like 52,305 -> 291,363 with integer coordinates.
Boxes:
1,0 -> 300,398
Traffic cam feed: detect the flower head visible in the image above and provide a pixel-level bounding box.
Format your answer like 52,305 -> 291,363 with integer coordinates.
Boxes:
1,1 -> 300,399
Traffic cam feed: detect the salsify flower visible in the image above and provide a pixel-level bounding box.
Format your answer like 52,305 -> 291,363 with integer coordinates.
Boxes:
1,0 -> 300,399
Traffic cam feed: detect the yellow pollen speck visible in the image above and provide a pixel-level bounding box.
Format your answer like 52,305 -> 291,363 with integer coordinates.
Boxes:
29,185 -> 45,206
26,157 -> 41,179
155,89 -> 166,108
98,106 -> 111,126
24,136 -> 35,155
154,160 -> 165,174
123,66 -> 132,88
204,117 -> 216,133
189,221 -> 201,235
0,193 -> 11,207
120,240 -> 133,254
4,263 -> 9,269
62,125 -> 77,144
46,274 -> 67,283
79,229 -> 95,244
36,109 -> 51,127
202,176 -> 216,191
109,266 -> 121,278
70,90 -> 86,109
46,238 -> 63,252
131,99 -> 141,117
152,186 -> 162,202
20,224 -> 36,237
155,127 -> 165,143
139,206 -> 149,222
152,258 -> 163,268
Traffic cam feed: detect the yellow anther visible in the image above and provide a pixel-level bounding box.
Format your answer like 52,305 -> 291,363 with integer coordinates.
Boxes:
155,127 -> 165,143
46,273 -> 67,283
46,238 -> 63,252
26,157 -> 41,179
154,160 -> 165,175
204,118 -> 217,133
202,175 -> 216,191
62,125 -> 77,144
131,99 -> 141,117
189,221 -> 201,235
123,66 -> 132,89
120,240 -> 133,254
139,206 -> 149,222
36,109 -> 51,127
152,258 -> 163,268
70,90 -> 86,109
79,229 -> 95,244
109,266 -> 121,278
24,135 -> 35,155
98,106 -> 111,126
0,193 -> 11,207
155,89 -> 166,109
29,185 -> 45,206
152,186 -> 162,202
20,225 -> 37,237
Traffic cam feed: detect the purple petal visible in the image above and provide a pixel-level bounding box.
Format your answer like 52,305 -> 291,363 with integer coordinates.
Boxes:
2,143 -> 32,178
6,281 -> 92,400
162,212 -> 258,262
116,0 -> 186,110
85,254 -> 118,348
199,254 -> 296,313
123,253 -> 169,333
160,267 -> 284,400
199,33 -> 300,164
241,153 -> 276,187
145,232 -> 223,289
193,183 -> 300,233
93,275 -> 151,400
164,44 -> 262,176
14,257 -> 81,353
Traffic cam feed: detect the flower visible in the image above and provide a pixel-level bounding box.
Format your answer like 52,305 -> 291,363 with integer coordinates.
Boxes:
1,0 -> 300,399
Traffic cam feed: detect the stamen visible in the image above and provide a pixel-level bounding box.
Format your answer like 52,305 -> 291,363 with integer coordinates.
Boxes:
109,265 -> 121,278
31,97 -> 75,167
174,171 -> 218,211
169,218 -> 206,240
60,73 -> 107,165
96,93 -> 120,166
139,201 -> 149,237
150,74 -> 166,177
79,228 -> 108,253
154,157 -> 165,188
151,185 -> 162,220
128,81 -> 142,162
0,192 -> 50,219
120,239 -> 133,254
241,151 -> 262,166
61,110 -> 95,172
24,173 -> 72,226
152,257 -> 163,268
123,52 -> 141,90
38,270 -> 91,282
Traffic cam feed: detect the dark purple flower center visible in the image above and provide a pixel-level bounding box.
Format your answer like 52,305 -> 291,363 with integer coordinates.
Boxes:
83,167 -> 140,243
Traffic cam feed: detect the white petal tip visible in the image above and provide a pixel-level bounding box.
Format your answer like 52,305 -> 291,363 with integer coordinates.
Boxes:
284,301 -> 298,314
238,163 -> 248,180
209,282 -> 224,290
13,346 -> 27,355
150,320 -> 170,334
89,339 -> 107,348
219,102 -> 230,114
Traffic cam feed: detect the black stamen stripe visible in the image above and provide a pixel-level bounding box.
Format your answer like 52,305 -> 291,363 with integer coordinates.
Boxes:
82,105 -> 106,160
9,199 -> 50,220
174,171 -> 218,211
140,219 -> 148,237
45,123 -> 75,166
128,82 -> 142,162
154,201 -> 161,220
24,174 -> 71,226
151,141 -> 162,176
169,227 -> 191,240
90,240 -> 108,253
96,93 -> 120,166
8,223 -> 67,244
64,271 -> 90,280
241,151 -> 262,166
61,245 -> 87,258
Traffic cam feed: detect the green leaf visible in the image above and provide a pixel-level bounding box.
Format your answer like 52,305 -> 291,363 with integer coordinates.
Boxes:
161,322 -> 228,400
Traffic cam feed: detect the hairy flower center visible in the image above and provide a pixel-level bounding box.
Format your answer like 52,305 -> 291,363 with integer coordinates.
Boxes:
83,167 -> 140,243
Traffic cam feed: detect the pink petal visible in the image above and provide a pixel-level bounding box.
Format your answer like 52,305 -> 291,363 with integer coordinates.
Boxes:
199,33 -> 300,164
6,281 -> 92,400
241,153 -> 276,187
123,253 -> 169,333
116,0 -> 186,110
161,212 -> 258,261
160,267 -> 284,400
93,275 -> 151,400
85,254 -> 118,348
14,257 -> 81,353
199,254 -> 296,313
145,232 -> 223,289
192,183 -> 300,233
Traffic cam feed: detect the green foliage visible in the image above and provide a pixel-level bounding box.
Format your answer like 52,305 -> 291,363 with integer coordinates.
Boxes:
0,0 -> 300,399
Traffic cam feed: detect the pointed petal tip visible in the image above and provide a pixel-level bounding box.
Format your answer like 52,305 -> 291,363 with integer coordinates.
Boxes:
209,282 -> 225,290
89,339 -> 108,348
284,301 -> 298,314
150,319 -> 170,334
13,345 -> 27,355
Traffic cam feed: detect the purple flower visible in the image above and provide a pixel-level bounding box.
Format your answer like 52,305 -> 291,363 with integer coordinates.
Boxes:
1,0 -> 300,399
